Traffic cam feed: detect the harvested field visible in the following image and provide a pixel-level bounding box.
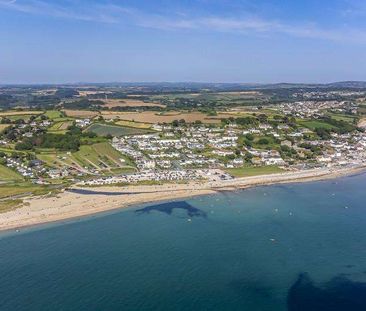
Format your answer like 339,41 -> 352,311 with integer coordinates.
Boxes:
63,110 -> 100,118
216,91 -> 261,95
358,118 -> 366,128
115,120 -> 152,129
0,124 -> 10,133
0,111 -> 43,116
100,111 -> 234,124
97,99 -> 166,108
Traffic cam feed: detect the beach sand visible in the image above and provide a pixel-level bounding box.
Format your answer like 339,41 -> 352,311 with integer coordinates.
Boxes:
0,166 -> 364,232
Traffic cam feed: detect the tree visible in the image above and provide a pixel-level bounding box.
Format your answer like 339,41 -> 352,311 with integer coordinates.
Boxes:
1,117 -> 10,124
258,138 -> 269,145
258,114 -> 268,123
15,118 -> 25,124
244,152 -> 253,162
15,140 -> 33,151
245,133 -> 254,141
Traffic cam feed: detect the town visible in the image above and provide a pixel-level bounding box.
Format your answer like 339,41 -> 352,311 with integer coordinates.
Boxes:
0,84 -> 366,190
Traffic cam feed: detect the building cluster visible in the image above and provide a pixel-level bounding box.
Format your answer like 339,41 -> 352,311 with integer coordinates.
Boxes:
314,132 -> 366,166
79,168 -> 232,186
275,101 -> 358,118
75,118 -> 91,128
292,90 -> 366,100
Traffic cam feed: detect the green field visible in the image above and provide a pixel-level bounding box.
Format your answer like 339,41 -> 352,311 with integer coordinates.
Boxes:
326,113 -> 356,123
44,110 -> 63,119
298,120 -> 336,130
150,91 -> 268,107
225,165 -> 284,177
48,120 -> 73,133
8,114 -> 36,122
358,105 -> 366,115
0,165 -> 23,181
73,143 -> 134,171
37,151 -> 86,172
87,123 -> 152,137
37,142 -> 135,173
92,142 -> 133,165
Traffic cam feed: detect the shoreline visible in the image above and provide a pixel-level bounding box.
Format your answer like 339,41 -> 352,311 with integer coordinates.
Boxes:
0,165 -> 365,232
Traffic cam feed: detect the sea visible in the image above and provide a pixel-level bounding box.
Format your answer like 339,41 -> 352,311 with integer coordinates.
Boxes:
1,173 -> 366,311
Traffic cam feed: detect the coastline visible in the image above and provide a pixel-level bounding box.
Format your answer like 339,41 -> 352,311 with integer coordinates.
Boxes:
0,165 -> 365,232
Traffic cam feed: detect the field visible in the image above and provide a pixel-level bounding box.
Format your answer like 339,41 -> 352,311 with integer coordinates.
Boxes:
37,152 -> 86,173
44,110 -> 64,119
98,99 -> 166,108
37,142 -> 135,173
0,124 -> 10,133
63,109 -> 253,124
100,111 -> 235,124
298,120 -> 336,130
358,105 -> 366,115
326,113 -> 356,123
151,91 -> 267,106
92,142 -> 134,166
0,165 -> 23,182
358,118 -> 366,128
115,120 -> 152,129
225,165 -> 284,177
48,121 -> 73,132
0,111 -> 43,117
86,123 -> 152,136
63,109 -> 99,118
7,115 -> 35,122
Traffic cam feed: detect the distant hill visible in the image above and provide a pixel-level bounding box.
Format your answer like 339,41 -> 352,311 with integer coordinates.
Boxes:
325,81 -> 366,88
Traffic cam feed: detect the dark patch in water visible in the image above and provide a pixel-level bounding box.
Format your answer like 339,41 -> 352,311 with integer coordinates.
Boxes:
287,273 -> 366,311
135,201 -> 207,218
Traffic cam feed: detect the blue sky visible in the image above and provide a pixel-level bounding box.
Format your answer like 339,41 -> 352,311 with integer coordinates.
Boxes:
1,0 -> 366,84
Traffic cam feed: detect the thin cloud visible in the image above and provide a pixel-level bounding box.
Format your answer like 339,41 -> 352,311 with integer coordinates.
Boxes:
0,0 -> 120,23
1,0 -> 366,43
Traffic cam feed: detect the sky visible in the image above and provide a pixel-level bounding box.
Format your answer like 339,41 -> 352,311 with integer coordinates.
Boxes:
1,0 -> 366,84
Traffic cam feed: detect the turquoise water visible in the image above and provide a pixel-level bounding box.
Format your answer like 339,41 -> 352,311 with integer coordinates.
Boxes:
1,173 -> 366,310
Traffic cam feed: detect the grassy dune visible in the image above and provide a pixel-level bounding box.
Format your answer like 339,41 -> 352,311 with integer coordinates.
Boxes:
225,165 -> 284,178
0,165 -> 23,182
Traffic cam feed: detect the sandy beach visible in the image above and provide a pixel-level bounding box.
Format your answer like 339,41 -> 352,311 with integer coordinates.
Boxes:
0,166 -> 365,232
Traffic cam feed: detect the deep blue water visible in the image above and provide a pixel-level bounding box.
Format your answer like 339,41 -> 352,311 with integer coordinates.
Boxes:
1,173 -> 366,310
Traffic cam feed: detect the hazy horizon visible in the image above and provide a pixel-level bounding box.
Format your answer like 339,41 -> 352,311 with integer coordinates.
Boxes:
1,80 -> 366,86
